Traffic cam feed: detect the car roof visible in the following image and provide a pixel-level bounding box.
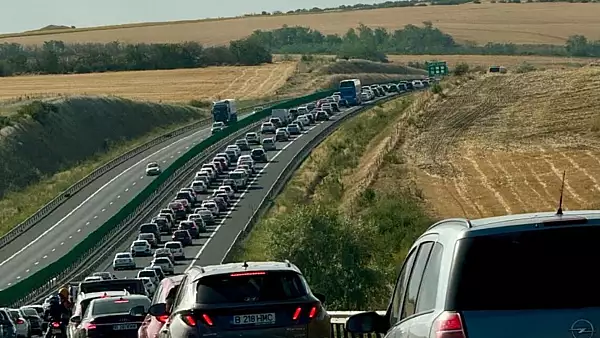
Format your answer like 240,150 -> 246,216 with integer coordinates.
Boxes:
429,210 -> 600,239
80,291 -> 128,301
192,261 -> 301,278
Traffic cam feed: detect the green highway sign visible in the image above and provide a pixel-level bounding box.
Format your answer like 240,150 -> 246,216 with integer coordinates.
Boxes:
426,61 -> 448,77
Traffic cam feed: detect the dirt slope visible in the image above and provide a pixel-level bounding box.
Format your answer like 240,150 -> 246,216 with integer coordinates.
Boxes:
404,67 -> 600,218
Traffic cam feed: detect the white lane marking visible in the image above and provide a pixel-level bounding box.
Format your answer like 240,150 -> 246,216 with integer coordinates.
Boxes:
86,221 -> 90,225
101,208 -> 106,212
43,255 -> 47,259
77,229 -> 81,232
94,215 -> 98,219
0,126 -> 212,267
185,134 -> 299,272
109,202 -> 113,205
125,188 -> 129,192
52,248 -> 55,252
132,182 -> 136,186
16,276 -> 20,279
117,195 -> 121,199
69,236 -> 73,239
60,242 -> 64,245
25,269 -> 29,273
34,262 -> 39,265
140,176 -> 144,180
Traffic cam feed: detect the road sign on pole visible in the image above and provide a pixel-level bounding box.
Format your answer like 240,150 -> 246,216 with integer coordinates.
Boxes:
426,61 -> 448,77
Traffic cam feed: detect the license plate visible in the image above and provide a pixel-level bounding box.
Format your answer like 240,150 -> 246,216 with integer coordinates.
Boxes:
113,323 -> 137,330
52,328 -> 62,334
232,313 -> 276,325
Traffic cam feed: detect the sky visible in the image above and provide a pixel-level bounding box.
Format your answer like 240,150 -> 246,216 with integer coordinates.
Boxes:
1,0 -> 384,34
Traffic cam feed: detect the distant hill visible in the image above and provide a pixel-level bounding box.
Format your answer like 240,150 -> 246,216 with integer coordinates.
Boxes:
28,25 -> 75,33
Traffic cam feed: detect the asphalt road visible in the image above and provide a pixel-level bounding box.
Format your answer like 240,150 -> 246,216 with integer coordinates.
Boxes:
0,115 -> 254,289
91,102 -> 371,280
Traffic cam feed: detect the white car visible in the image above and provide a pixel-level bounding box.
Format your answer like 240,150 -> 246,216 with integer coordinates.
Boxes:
262,137 -> 276,151
298,115 -> 311,126
145,162 -> 161,176
412,80 -> 424,89
8,308 -> 30,338
151,257 -> 175,275
245,132 -> 260,144
218,185 -> 235,198
190,181 -> 208,194
138,233 -> 157,248
260,122 -> 276,134
113,252 -> 136,270
360,92 -> 370,101
332,94 -> 341,102
84,276 -> 103,282
201,201 -> 219,216
164,241 -> 185,260
226,145 -> 242,157
138,277 -> 156,295
193,208 -> 215,225
211,122 -> 225,134
137,269 -> 160,286
130,239 -> 152,257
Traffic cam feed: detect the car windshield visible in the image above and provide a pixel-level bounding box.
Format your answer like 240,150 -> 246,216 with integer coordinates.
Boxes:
147,163 -> 158,168
247,133 -> 256,137
8,310 -> 19,319
196,271 -> 307,304
155,258 -> 170,264
263,139 -> 273,144
251,150 -> 264,155
133,241 -> 146,246
139,234 -> 153,240
21,308 -> 37,317
166,243 -> 181,249
174,231 -> 189,237
452,226 -> 600,311
116,253 -> 130,259
212,123 -> 223,128
91,298 -> 150,316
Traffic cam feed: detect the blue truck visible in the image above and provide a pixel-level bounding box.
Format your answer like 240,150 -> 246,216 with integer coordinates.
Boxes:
211,99 -> 238,125
339,78 -> 362,106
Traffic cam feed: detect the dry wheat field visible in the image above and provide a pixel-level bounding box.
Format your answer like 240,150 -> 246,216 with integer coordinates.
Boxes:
404,67 -> 600,218
387,54 -> 596,69
2,3 -> 600,46
0,62 -> 297,103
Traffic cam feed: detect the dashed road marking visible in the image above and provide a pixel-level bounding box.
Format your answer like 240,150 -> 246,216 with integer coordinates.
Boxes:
77,229 -> 81,232
94,215 -> 98,219
43,255 -> 47,259
132,182 -> 136,186
117,195 -> 121,199
125,188 -> 129,192
60,242 -> 64,245
52,248 -> 55,252
86,221 -> 90,225
101,208 -> 106,212
109,201 -> 113,205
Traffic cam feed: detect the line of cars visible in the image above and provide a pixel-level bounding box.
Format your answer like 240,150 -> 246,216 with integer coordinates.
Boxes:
0,306 -> 44,338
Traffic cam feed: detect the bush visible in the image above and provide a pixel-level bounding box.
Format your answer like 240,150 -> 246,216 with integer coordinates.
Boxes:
515,62 -> 536,73
454,62 -> 470,75
431,83 -> 443,94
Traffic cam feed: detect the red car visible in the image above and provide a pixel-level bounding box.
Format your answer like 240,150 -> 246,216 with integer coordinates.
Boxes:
138,275 -> 184,338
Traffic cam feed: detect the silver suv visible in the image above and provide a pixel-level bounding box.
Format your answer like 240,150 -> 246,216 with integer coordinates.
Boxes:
347,210 -> 600,338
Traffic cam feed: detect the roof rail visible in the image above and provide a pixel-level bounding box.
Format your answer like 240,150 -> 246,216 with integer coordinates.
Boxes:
284,260 -> 292,267
426,218 -> 472,232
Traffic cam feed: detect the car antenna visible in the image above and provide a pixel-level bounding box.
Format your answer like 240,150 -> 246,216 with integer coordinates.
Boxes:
556,170 -> 566,216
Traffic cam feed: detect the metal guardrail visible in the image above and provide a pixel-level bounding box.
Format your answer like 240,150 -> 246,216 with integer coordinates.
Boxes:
13,119 -> 267,307
329,311 -> 386,338
0,99 -> 286,250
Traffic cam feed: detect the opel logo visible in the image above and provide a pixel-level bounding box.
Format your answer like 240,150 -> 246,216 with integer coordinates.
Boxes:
570,319 -> 596,338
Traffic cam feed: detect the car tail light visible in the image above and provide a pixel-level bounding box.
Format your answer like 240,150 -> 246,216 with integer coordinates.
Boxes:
83,322 -> 96,330
308,306 -> 317,319
114,299 -> 129,303
180,314 -> 198,327
51,322 -> 61,328
157,315 -> 169,323
292,307 -> 302,320
16,318 -> 24,324
201,314 -> 213,326
431,312 -> 466,338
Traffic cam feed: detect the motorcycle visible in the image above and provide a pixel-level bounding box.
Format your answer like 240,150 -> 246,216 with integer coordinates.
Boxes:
47,321 -> 66,338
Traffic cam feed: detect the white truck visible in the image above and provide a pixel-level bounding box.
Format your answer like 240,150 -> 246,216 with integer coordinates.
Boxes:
271,109 -> 292,126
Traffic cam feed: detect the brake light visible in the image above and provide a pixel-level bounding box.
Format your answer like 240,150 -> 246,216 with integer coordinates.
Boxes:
114,299 -> 129,303
230,271 -> 266,277
431,312 -> 465,338
201,314 -> 213,326
292,307 -> 302,320
51,322 -> 61,328
308,306 -> 317,319
157,315 -> 169,323
16,318 -> 24,324
83,322 -> 96,330
181,314 -> 197,327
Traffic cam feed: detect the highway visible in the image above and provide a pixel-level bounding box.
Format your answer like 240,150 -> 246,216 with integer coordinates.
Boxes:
92,102 -> 369,279
0,115 -> 254,289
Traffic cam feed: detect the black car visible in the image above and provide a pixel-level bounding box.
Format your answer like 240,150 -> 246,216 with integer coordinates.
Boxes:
146,261 -> 331,338
250,148 -> 268,163
172,230 -> 192,246
404,81 -> 414,90
71,295 -> 150,338
151,217 -> 171,234
330,102 -> 340,112
178,221 -> 200,239
316,111 -> 329,121
222,178 -> 238,192
21,307 -> 43,336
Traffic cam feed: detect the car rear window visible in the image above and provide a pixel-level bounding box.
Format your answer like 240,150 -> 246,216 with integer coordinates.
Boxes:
21,308 -> 37,317
451,226 -> 600,311
91,298 -> 150,316
116,253 -> 130,258
166,242 -> 181,249
8,310 -> 19,320
140,224 -> 157,232
196,271 -> 307,304
139,270 -> 156,278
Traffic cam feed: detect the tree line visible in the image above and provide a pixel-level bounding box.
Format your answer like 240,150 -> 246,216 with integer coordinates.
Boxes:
250,22 -> 583,61
1,22 -> 598,77
0,36 -> 271,76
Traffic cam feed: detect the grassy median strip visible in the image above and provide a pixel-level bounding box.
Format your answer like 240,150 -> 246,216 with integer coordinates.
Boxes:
228,92 -> 442,310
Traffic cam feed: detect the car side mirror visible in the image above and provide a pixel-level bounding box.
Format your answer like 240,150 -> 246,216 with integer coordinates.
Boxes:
148,303 -> 167,317
70,315 -> 81,323
314,292 -> 326,304
129,305 -> 146,317
345,311 -> 388,334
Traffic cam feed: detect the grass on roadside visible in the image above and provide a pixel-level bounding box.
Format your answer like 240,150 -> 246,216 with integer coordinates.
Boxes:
228,94 -> 436,310
0,119 -> 203,237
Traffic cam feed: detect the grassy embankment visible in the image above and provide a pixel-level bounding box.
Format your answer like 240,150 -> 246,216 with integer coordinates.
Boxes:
228,80 -> 461,309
